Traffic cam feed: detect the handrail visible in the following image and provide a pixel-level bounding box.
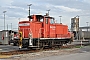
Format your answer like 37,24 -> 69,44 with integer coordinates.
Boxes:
38,28 -> 43,47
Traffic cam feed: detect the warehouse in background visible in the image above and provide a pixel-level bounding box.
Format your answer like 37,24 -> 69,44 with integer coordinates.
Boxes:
79,27 -> 90,39
0,30 -> 17,44
71,16 -> 90,40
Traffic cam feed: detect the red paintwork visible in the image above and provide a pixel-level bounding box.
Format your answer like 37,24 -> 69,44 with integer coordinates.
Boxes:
18,15 -> 71,39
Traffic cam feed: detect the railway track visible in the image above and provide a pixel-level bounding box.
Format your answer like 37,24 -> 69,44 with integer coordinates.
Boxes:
0,49 -> 40,55
0,43 -> 90,55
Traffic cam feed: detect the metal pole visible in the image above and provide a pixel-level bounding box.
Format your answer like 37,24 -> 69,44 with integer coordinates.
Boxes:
86,22 -> 89,31
4,13 -> 5,30
3,11 -> 6,44
7,24 -> 8,30
18,18 -> 20,30
79,29 -> 80,40
59,16 -> 62,24
27,4 -> 32,21
3,11 -> 7,30
29,6 -> 30,16
10,23 -> 12,40
11,23 -> 12,30
81,39 -> 82,47
46,9 -> 50,16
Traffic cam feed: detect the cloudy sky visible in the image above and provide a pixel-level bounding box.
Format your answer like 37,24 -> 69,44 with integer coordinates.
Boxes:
0,0 -> 90,30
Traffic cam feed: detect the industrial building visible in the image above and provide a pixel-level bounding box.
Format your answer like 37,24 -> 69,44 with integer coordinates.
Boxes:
71,17 -> 90,40
79,26 -> 90,39
71,16 -> 79,39
0,30 -> 17,44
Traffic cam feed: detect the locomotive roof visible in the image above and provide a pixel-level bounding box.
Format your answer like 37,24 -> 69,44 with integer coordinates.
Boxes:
28,14 -> 54,19
35,14 -> 54,19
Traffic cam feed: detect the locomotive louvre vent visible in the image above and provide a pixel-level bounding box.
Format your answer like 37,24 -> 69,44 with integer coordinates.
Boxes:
19,23 -> 30,26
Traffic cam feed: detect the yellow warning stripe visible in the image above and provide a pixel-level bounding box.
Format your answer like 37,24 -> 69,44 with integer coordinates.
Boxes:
0,55 -> 11,58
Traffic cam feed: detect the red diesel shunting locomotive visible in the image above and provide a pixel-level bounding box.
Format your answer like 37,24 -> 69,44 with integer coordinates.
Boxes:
17,13 -> 73,49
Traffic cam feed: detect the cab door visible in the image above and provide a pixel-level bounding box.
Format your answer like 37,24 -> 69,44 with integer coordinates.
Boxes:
43,17 -> 50,38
